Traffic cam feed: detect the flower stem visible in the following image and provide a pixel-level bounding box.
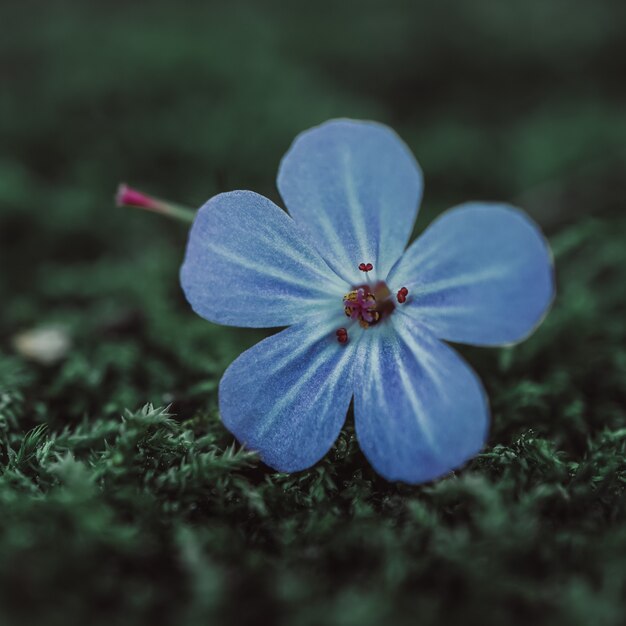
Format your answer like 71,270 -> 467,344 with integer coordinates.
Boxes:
116,183 -> 196,223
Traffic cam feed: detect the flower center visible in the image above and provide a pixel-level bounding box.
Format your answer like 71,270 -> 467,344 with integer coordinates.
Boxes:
343,282 -> 393,328
335,264 -> 410,344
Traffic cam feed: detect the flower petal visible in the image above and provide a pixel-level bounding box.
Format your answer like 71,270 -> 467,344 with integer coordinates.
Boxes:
387,203 -> 555,346
180,191 -> 347,328
354,316 -> 489,483
277,119 -> 423,283
219,314 -> 361,472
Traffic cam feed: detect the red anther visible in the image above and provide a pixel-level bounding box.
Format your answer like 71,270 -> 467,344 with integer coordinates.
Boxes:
359,262 -> 373,272
335,328 -> 348,344
396,287 -> 409,304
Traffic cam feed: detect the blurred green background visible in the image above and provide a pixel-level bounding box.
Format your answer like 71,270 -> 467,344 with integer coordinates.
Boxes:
0,1 -> 625,625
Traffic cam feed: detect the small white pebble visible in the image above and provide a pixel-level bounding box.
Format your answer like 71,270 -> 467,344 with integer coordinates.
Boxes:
13,326 -> 72,365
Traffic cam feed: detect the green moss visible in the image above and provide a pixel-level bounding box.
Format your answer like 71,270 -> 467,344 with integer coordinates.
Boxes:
0,1 -> 625,624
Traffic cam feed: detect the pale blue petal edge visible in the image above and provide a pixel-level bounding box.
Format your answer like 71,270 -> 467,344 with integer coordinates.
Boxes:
353,315 -> 489,483
387,203 -> 555,346
278,119 -> 423,284
180,190 -> 347,328
219,313 -> 363,472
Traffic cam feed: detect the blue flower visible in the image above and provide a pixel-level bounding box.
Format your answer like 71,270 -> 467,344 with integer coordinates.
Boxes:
180,119 -> 554,483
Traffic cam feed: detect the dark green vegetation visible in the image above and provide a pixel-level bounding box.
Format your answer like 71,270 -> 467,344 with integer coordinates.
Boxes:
1,1 -> 625,624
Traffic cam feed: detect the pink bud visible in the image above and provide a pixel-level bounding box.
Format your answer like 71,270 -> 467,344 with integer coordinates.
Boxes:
115,184 -> 164,211
115,183 -> 196,223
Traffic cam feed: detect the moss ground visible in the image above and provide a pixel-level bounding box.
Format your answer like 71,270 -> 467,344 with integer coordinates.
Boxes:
0,1 -> 625,624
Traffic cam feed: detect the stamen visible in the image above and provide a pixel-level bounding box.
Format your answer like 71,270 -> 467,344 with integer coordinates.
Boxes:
396,287 -> 409,304
335,328 -> 348,344
344,287 -> 377,327
342,282 -> 396,330
358,262 -> 373,272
